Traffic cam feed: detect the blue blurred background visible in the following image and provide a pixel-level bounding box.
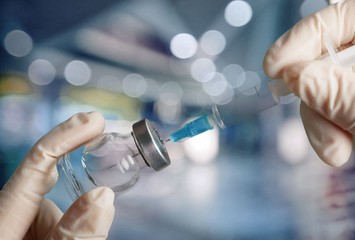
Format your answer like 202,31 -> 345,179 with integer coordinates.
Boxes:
2,0 -> 355,239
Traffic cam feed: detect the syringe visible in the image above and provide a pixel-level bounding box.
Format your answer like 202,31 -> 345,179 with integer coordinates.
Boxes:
169,79 -> 282,142
169,44 -> 355,142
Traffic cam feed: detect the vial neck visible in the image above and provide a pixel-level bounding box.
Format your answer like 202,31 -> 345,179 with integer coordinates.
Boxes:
132,150 -> 149,169
128,133 -> 151,169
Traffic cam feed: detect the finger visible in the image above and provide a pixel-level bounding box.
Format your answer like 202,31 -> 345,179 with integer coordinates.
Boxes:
0,112 -> 105,239
300,102 -> 352,167
283,61 -> 355,134
49,187 -> 115,240
26,199 -> 63,240
264,0 -> 355,79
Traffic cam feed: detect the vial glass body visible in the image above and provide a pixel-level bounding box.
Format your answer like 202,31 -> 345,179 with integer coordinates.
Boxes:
58,119 -> 170,200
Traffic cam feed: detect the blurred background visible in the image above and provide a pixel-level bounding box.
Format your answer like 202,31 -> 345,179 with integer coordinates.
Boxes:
2,0 -> 355,239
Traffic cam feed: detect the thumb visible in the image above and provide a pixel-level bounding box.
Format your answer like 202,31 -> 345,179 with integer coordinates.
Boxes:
49,187 -> 115,240
26,199 -> 63,239
283,61 -> 355,166
300,102 -> 352,166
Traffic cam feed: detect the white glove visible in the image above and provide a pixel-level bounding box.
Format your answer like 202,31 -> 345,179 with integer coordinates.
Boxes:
0,112 -> 115,239
264,0 -> 355,167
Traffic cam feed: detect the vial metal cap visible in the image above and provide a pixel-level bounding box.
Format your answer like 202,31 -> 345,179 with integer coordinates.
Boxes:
132,119 -> 170,171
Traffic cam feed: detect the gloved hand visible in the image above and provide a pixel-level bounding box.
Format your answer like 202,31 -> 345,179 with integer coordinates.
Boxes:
264,0 -> 355,167
0,112 -> 115,239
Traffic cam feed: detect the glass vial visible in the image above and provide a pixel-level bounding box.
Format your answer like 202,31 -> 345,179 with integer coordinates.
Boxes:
58,119 -> 170,200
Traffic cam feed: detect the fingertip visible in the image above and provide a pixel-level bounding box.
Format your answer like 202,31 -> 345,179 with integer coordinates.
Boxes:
50,187 -> 115,239
263,45 -> 283,79
89,112 -> 106,135
30,111 -> 106,162
318,145 -> 352,168
87,111 -> 105,124
317,132 -> 352,167
73,111 -> 105,134
300,103 -> 352,167
85,187 -> 115,207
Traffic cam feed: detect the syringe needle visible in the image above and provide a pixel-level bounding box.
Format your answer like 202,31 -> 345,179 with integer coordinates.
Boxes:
169,114 -> 214,142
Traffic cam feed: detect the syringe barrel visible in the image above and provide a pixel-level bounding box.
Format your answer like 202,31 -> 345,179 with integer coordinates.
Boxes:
212,45 -> 355,129
212,80 -> 278,128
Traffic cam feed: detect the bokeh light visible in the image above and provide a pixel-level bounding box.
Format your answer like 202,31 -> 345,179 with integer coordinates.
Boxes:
190,58 -> 216,82
183,165 -> 218,205
122,73 -> 147,98
28,59 -> 56,86
202,72 -> 234,104
277,117 -> 309,164
159,82 -> 184,101
64,60 -> 91,86
4,30 -> 33,57
200,30 -> 226,56
210,86 -> 234,105
155,92 -> 182,124
236,71 -> 261,96
170,33 -> 198,59
154,81 -> 184,123
202,72 -> 228,96
224,0 -> 253,27
141,78 -> 160,101
222,64 -> 245,88
0,98 -> 26,134
182,124 -> 219,164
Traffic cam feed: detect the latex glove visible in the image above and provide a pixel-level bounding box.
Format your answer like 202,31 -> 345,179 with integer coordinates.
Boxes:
0,112 -> 115,239
263,0 -> 355,167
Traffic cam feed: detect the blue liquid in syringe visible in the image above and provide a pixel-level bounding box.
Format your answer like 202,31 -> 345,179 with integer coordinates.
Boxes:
169,114 -> 214,142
